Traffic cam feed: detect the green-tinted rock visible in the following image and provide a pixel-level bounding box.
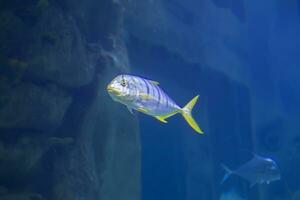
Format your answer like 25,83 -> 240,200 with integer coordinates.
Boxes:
52,60 -> 140,200
0,193 -> 45,200
0,82 -> 72,131
0,136 -> 47,185
25,7 -> 95,88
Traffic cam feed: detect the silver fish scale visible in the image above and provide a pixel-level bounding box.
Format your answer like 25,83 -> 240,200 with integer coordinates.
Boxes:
130,76 -> 180,116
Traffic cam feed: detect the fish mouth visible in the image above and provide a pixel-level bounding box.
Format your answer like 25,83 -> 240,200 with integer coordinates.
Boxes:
107,85 -> 121,96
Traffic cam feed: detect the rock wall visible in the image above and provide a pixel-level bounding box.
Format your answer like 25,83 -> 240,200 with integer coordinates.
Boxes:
0,0 -> 140,200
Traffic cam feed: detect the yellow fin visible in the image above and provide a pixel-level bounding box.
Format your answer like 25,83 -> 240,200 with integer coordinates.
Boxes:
155,116 -> 168,123
181,95 -> 204,134
149,80 -> 159,85
160,111 -> 179,119
137,107 -> 149,114
140,93 -> 153,100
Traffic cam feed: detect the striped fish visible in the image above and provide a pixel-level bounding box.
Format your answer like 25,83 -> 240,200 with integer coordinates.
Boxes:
107,75 -> 204,134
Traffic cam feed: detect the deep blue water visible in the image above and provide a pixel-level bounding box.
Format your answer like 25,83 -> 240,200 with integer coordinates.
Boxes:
1,0 -> 300,200
125,0 -> 300,199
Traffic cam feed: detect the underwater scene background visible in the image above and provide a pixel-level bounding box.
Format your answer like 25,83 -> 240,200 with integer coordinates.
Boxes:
0,0 -> 299,200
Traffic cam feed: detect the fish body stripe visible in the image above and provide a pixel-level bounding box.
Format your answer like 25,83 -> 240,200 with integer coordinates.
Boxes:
152,81 -> 158,101
149,81 -> 154,98
124,76 -> 180,116
141,78 -> 150,96
162,91 -> 167,108
166,96 -> 169,107
130,77 -> 139,102
143,78 -> 153,97
154,84 -> 161,108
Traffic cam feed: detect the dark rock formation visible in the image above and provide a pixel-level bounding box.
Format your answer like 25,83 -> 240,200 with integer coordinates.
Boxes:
0,0 -> 140,200
51,66 -> 140,200
125,0 -> 248,83
0,193 -> 45,200
26,7 -> 95,88
0,81 -> 71,131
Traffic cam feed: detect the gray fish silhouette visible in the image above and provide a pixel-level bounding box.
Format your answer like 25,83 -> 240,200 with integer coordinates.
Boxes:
221,154 -> 281,187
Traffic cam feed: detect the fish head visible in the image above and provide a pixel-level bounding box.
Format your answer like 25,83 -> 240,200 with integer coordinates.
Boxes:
264,158 -> 281,182
107,75 -> 134,102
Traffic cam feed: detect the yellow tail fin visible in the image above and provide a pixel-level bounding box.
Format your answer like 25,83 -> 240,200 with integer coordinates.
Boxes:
181,95 -> 204,134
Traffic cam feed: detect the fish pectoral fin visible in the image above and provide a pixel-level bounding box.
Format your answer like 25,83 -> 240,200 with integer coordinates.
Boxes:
127,106 -> 134,114
155,116 -> 168,123
148,80 -> 159,85
139,93 -> 153,100
137,107 -> 149,114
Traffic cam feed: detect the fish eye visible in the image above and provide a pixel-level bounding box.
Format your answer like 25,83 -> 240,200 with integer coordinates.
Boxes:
120,79 -> 127,87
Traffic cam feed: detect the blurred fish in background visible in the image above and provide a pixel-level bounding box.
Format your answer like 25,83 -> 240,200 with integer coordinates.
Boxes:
222,154 -> 281,187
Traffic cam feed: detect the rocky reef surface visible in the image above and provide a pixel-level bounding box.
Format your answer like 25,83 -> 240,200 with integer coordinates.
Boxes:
0,0 -> 140,200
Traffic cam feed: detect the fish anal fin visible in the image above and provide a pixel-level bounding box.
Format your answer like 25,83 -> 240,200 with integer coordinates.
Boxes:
161,111 -> 179,119
137,107 -> 149,114
154,111 -> 179,124
155,116 -> 168,123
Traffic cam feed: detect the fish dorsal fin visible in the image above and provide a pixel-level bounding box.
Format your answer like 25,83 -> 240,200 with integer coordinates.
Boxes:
148,80 -> 159,85
155,116 -> 168,123
239,149 -> 263,160
253,154 -> 266,161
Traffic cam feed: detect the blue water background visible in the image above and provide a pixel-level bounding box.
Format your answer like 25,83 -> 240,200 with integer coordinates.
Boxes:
125,0 -> 300,199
